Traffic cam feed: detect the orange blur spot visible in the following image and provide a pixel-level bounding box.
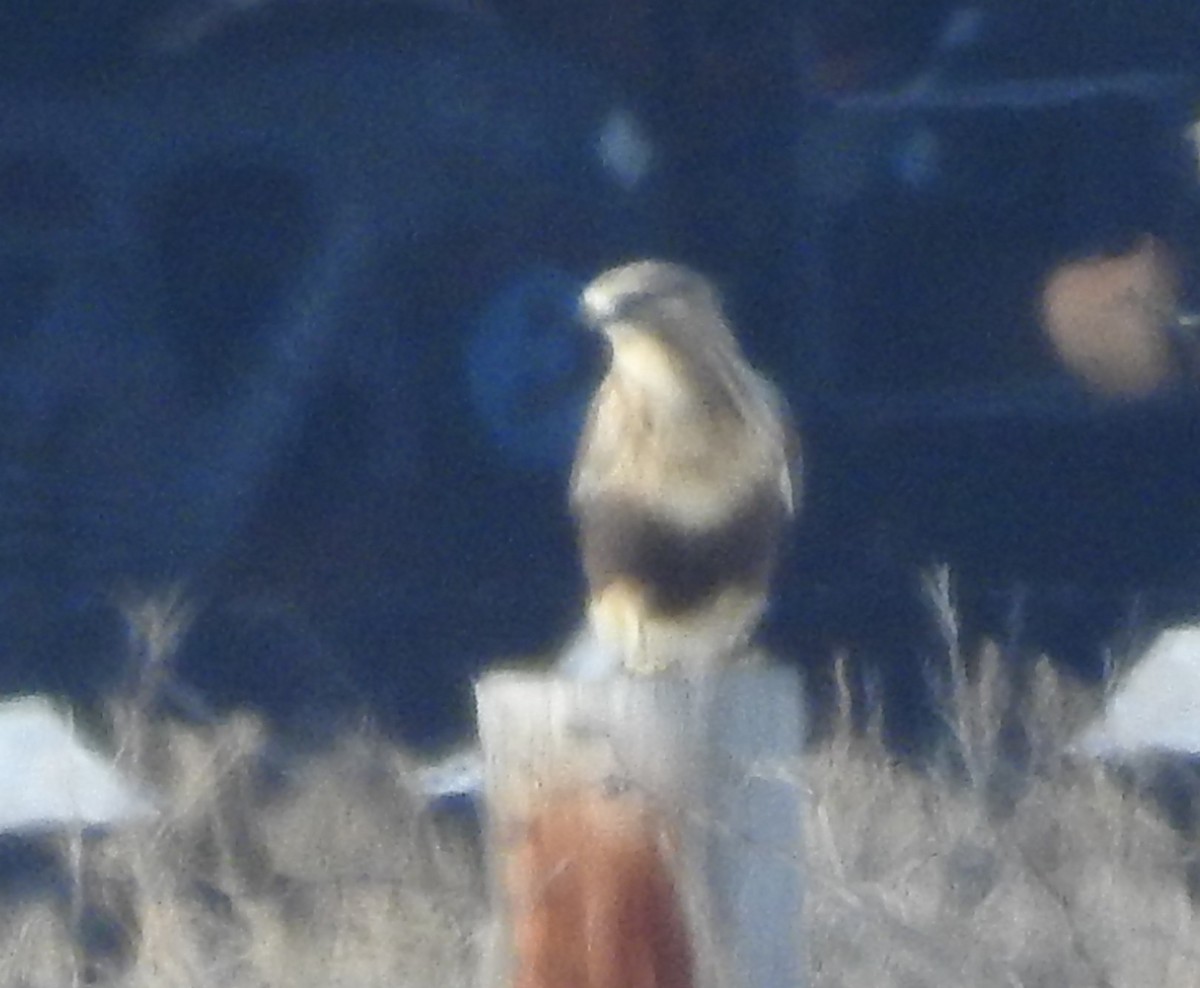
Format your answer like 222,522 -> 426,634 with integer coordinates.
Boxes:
1039,234 -> 1182,399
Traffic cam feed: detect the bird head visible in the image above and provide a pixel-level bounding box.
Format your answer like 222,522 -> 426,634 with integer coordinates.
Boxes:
580,260 -> 721,343
578,260 -> 743,401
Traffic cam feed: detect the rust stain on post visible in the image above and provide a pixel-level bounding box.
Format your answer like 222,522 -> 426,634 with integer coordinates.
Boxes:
505,787 -> 694,988
477,670 -> 805,988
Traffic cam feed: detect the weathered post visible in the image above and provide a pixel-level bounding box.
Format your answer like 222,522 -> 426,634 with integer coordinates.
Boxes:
476,667 -> 805,988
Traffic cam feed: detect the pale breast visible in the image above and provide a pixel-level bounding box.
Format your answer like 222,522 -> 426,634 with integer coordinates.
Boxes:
572,375 -> 788,530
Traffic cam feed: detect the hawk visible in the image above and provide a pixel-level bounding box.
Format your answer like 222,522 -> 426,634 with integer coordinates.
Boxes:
569,260 -> 798,675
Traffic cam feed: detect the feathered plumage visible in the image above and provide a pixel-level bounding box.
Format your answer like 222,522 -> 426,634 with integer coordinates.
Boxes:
570,260 -> 798,674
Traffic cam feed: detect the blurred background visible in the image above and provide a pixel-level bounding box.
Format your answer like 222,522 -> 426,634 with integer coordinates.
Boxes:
1,0 -> 1200,753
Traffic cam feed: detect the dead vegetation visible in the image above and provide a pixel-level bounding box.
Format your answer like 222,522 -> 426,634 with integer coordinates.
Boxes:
0,586 -> 1196,987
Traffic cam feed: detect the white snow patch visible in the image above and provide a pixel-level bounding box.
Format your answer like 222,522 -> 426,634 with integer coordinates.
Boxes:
0,696 -> 157,833
1073,626 -> 1200,758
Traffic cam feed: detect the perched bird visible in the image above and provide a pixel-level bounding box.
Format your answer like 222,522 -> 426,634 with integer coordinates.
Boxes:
569,260 -> 798,675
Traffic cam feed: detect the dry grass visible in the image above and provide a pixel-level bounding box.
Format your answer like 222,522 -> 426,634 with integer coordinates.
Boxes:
805,571 -> 1200,988
1,586 -> 1197,986
805,653 -> 1200,988
2,710 -> 486,988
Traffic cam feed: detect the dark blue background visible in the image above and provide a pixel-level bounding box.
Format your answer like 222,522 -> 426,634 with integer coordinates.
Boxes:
1,1 -> 1199,754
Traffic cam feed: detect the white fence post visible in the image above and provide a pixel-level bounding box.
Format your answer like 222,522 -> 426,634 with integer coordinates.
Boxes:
476,668 -> 805,988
